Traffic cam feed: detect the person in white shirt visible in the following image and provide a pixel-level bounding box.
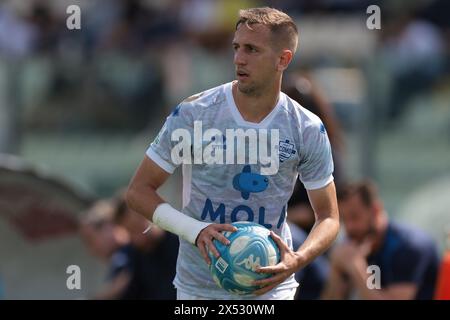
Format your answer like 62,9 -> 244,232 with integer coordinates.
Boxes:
127,7 -> 340,300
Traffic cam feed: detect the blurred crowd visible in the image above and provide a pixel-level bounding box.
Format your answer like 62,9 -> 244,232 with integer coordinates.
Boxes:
79,190 -> 179,299
0,0 -> 449,134
79,180 -> 449,300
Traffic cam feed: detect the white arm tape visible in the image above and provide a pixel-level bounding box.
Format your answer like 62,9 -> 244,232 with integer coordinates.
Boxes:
152,203 -> 211,245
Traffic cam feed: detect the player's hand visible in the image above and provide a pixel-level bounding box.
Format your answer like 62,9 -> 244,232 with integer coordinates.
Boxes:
330,240 -> 371,273
253,231 -> 304,296
196,223 -> 237,266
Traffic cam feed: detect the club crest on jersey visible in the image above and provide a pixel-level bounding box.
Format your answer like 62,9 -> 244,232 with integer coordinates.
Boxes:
279,139 -> 296,163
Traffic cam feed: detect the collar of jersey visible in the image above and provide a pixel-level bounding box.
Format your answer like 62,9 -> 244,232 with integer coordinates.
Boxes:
225,81 -> 285,128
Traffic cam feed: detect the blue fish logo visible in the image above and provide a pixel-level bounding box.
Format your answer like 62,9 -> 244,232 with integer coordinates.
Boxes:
232,165 -> 269,200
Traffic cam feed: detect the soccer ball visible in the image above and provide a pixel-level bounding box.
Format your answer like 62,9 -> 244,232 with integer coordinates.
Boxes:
207,221 -> 280,295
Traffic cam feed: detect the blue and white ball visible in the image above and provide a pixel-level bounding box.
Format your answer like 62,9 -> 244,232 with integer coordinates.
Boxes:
207,221 -> 280,295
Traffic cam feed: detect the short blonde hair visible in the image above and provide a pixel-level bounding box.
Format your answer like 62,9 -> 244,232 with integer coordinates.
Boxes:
80,200 -> 115,229
236,7 -> 298,54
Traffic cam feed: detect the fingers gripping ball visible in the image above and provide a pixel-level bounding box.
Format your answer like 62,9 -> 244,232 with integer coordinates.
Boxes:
207,222 -> 280,295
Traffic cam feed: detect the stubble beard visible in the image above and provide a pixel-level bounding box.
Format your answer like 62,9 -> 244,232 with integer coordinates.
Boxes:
237,80 -> 264,97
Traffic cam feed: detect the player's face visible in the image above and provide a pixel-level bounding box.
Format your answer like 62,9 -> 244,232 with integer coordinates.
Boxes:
232,23 -> 281,96
80,223 -> 116,260
340,194 -> 376,243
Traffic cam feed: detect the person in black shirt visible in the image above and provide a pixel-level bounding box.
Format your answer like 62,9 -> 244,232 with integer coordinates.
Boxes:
322,181 -> 440,299
113,191 -> 178,299
289,222 -> 330,299
79,200 -> 135,299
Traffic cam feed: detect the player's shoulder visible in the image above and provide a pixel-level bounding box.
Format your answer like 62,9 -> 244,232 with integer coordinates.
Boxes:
390,222 -> 438,252
176,83 -> 228,114
283,93 -> 325,133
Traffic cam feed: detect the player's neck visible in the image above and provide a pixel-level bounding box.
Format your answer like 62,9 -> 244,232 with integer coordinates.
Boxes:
232,81 -> 281,124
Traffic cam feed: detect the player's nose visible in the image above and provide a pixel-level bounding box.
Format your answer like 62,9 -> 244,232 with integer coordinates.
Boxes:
233,50 -> 247,66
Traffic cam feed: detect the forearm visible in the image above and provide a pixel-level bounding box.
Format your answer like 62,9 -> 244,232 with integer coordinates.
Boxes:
127,184 -> 210,244
126,183 -> 165,222
299,182 -> 340,267
295,216 -> 339,267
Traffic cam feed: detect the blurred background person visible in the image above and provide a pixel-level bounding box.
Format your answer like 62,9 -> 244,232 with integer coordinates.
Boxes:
112,190 -> 178,300
322,180 -> 440,300
79,199 -> 135,300
289,221 -> 330,300
283,72 -> 345,299
284,72 -> 345,234
380,8 -> 446,122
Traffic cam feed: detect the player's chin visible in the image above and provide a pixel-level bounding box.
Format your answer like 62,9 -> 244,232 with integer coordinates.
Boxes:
236,81 -> 255,94
236,79 -> 248,88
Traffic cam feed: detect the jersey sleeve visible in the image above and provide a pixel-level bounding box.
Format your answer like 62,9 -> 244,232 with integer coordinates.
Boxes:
146,103 -> 193,174
297,119 -> 334,190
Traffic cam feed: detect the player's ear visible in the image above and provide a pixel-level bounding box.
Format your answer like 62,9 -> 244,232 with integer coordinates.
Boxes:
277,49 -> 293,71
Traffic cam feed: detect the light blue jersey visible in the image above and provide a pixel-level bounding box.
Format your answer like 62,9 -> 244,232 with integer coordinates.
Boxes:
146,81 -> 334,299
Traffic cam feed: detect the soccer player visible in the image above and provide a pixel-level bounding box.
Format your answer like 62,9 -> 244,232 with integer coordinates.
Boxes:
127,7 -> 340,300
